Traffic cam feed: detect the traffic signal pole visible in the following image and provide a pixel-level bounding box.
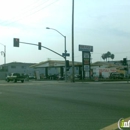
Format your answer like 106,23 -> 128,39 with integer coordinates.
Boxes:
13,38 -> 69,82
64,36 -> 67,82
20,42 -> 64,58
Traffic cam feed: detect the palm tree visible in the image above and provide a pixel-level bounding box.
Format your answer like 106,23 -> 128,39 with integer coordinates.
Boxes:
101,51 -> 115,61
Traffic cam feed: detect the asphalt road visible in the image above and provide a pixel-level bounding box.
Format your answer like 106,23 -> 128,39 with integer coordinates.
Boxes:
0,80 -> 129,130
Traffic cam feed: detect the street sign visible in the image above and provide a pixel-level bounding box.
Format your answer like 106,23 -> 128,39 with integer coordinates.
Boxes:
62,53 -> 70,57
79,45 -> 93,52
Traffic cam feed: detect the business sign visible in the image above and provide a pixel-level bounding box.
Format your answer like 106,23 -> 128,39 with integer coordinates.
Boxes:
99,68 -> 116,73
83,52 -> 89,58
84,65 -> 89,71
79,45 -> 93,52
84,59 -> 89,65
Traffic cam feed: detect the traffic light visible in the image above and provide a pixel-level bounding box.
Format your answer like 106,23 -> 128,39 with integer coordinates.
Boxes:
66,60 -> 69,71
13,38 -> 19,47
123,58 -> 127,65
38,42 -> 42,50
66,60 -> 69,67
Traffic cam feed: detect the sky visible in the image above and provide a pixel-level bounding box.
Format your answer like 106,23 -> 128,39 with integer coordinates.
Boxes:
0,0 -> 130,65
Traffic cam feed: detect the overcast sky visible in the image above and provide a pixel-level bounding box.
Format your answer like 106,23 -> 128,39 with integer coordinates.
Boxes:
0,0 -> 130,64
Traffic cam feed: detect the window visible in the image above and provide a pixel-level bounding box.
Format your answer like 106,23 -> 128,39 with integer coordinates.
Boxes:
21,66 -> 25,69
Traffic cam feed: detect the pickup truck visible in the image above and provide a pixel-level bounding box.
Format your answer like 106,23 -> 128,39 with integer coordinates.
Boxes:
6,73 -> 25,83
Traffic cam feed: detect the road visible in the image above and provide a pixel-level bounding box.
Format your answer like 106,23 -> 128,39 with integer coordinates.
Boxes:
0,80 -> 129,130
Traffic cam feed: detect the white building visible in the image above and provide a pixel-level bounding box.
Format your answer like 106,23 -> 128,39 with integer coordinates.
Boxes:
91,61 -> 128,78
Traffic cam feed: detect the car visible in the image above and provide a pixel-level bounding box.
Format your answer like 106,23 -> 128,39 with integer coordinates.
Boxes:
29,75 -> 36,79
6,73 -> 25,83
109,72 -> 124,79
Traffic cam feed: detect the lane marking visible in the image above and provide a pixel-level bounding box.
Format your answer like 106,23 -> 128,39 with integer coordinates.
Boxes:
101,117 -> 130,130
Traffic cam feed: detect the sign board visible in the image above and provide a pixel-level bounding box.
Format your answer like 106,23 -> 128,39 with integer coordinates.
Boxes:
84,65 -> 89,71
79,45 -> 93,52
62,53 -> 70,57
84,59 -> 89,65
84,52 -> 89,58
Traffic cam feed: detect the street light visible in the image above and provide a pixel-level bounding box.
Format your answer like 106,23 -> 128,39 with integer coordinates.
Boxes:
0,43 -> 6,64
46,27 -> 67,82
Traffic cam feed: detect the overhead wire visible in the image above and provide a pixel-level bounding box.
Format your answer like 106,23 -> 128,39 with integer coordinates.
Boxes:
1,0 -> 59,26
92,51 -> 130,55
74,51 -> 130,59
0,0 -> 43,25
0,0 -> 60,26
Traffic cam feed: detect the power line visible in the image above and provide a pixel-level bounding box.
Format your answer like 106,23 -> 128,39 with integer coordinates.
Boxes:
0,0 -> 58,26
0,0 -> 43,25
92,51 -> 130,54
0,0 -> 60,26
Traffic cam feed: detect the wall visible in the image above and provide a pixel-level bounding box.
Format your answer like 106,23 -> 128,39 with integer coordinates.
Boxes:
92,65 -> 117,78
0,63 -> 46,79
0,72 -> 7,80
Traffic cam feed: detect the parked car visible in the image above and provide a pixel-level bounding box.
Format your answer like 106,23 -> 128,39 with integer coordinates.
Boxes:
29,75 -> 36,79
109,72 -> 124,79
6,73 -> 25,83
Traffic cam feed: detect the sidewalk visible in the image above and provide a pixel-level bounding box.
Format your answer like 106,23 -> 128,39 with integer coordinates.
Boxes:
0,80 -> 130,84
77,81 -> 130,84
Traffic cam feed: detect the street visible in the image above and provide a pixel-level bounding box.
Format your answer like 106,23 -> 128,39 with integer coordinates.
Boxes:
0,80 -> 129,130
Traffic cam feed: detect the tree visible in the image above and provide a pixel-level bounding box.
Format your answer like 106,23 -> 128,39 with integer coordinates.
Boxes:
101,51 -> 115,61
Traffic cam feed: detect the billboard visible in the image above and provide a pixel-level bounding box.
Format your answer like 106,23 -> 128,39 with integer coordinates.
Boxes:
79,45 -> 93,52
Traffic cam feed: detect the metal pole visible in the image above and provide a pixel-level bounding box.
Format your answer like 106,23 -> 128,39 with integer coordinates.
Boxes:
72,0 -> 75,82
46,27 -> 67,82
64,36 -> 67,82
20,42 -> 64,58
0,43 -> 6,64
4,45 -> 6,64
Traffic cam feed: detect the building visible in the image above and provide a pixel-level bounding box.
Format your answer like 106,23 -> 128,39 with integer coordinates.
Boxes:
0,60 -> 82,80
1,59 -> 129,80
0,62 -> 44,79
91,60 -> 130,78
30,60 -> 129,79
30,60 -> 82,79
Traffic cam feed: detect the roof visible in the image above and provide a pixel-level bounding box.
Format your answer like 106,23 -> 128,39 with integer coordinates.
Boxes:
91,61 -> 125,69
91,61 -> 107,66
30,60 -> 82,68
0,62 -> 36,66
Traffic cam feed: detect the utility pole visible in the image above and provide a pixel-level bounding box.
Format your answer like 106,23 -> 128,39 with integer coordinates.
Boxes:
72,0 -> 75,82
